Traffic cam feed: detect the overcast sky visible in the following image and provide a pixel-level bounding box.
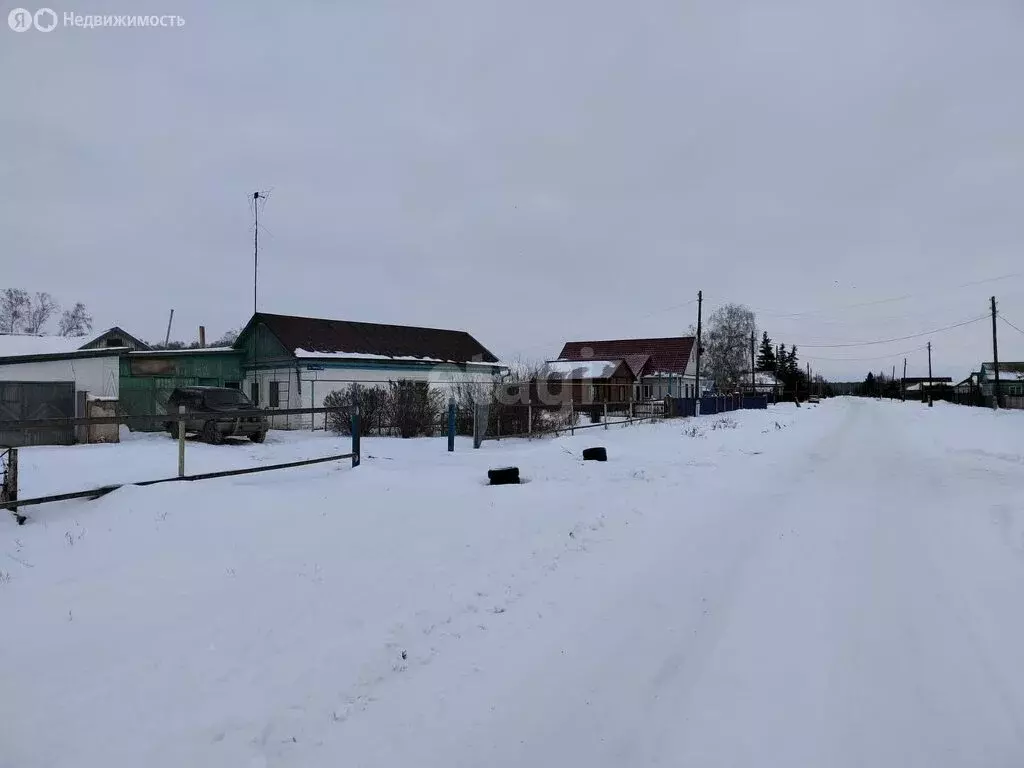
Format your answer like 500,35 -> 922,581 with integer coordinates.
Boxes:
3,0 -> 1024,379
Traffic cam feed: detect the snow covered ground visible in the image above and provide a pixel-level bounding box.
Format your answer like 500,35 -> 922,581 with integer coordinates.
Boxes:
3,399 -> 1024,767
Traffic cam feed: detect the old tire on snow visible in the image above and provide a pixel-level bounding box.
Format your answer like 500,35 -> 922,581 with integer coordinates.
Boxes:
582,447 -> 607,462
488,466 -> 520,485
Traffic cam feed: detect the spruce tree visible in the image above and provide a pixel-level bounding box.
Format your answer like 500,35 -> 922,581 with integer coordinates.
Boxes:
786,346 -> 799,376
863,371 -> 876,397
756,332 -> 776,371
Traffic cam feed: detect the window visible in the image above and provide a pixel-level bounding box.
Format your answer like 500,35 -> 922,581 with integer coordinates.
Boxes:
642,385 -> 651,399
269,380 -> 280,408
618,385 -> 626,402
224,381 -> 240,390
250,381 -> 259,405
205,389 -> 251,407
105,337 -> 123,347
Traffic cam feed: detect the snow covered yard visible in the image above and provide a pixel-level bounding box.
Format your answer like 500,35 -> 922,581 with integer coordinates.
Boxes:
3,399 -> 1024,767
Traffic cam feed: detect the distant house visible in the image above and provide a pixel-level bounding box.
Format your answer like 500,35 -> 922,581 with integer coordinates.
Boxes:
978,362 -> 1024,398
555,337 -> 698,400
905,381 -> 953,394
737,370 -> 783,396
954,372 -> 980,394
79,326 -> 151,352
234,313 -> 504,429
533,359 -> 636,405
902,376 -> 953,387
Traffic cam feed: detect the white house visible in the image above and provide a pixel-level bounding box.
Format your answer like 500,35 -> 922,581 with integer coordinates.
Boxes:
234,313 -> 505,429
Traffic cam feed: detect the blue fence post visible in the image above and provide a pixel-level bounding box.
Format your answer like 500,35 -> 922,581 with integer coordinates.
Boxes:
447,397 -> 456,452
351,384 -> 361,468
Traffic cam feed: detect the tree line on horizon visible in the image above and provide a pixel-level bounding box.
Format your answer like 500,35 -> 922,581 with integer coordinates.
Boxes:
0,288 -> 93,337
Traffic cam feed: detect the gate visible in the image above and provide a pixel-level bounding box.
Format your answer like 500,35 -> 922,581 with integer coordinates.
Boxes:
0,381 -> 76,447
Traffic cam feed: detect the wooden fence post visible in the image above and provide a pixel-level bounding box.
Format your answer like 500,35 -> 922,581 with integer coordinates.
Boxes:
604,402 -> 608,429
3,448 -> 17,502
351,384 -> 361,467
447,397 -> 456,452
177,405 -> 186,478
528,404 -> 533,439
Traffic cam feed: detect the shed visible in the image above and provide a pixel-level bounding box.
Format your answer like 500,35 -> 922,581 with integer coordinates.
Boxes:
0,344 -> 124,446
119,348 -> 244,430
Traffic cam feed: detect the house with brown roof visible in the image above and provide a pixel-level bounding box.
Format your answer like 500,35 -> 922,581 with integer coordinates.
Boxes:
554,336 -> 699,400
234,313 -> 504,429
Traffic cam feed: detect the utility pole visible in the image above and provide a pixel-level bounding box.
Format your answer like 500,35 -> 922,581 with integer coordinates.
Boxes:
902,357 -> 907,402
750,329 -> 755,393
694,291 -> 703,408
927,341 -> 933,407
164,308 -> 174,346
991,296 -> 1001,409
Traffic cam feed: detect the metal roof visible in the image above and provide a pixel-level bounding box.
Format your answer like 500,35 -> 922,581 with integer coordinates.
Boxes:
558,337 -> 694,375
242,313 -> 499,364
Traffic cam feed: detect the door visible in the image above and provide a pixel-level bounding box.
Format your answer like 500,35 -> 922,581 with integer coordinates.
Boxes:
0,381 -> 76,447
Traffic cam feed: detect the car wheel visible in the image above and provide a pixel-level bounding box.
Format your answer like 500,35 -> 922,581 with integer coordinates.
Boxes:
202,421 -> 224,445
249,431 -> 267,444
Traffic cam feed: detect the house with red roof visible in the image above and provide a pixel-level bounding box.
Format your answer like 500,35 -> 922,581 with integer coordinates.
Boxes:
553,336 -> 700,401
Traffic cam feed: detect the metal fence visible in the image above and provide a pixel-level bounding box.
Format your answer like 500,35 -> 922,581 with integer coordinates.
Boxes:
2,390 -> 793,519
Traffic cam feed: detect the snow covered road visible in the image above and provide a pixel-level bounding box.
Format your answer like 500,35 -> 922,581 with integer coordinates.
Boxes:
4,399 -> 1024,767
341,400 -> 1024,767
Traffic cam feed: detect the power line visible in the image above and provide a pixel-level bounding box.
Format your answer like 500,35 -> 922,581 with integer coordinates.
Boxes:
792,314 -> 989,349
737,271 -> 1024,321
801,344 -> 927,363
999,314 -> 1024,337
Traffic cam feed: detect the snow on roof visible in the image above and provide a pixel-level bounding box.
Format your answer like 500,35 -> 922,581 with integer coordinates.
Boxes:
980,363 -> 1024,381
254,313 -> 499,364
0,334 -> 86,357
906,381 -> 953,391
749,371 -> 780,385
294,349 -> 503,366
540,359 -> 623,379
130,347 -> 237,356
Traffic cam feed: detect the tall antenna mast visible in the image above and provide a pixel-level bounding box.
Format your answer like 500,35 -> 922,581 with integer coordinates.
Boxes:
253,191 -> 261,315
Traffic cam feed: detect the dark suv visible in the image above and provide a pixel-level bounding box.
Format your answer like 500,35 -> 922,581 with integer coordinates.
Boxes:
164,386 -> 269,444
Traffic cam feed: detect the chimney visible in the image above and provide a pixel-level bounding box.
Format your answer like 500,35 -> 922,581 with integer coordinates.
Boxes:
199,326 -> 206,347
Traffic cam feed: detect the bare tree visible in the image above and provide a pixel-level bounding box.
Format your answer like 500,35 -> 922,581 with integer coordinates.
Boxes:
23,292 -> 60,334
702,303 -> 757,390
58,302 -> 93,337
0,289 -> 31,334
212,328 -> 240,347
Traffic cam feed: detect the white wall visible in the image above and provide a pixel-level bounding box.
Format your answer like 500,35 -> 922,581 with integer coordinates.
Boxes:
244,363 -> 501,430
0,355 -> 119,399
